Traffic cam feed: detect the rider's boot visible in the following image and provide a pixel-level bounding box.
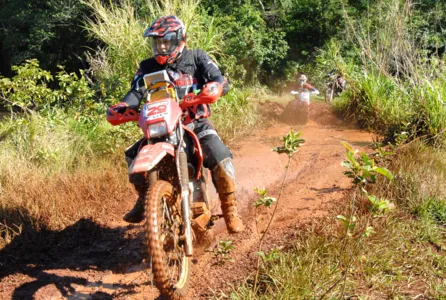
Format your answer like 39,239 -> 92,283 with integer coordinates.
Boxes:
123,174 -> 147,223
212,158 -> 244,233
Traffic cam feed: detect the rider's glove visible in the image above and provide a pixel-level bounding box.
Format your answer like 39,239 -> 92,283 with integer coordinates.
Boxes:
180,82 -> 223,109
180,93 -> 197,110
107,102 -> 129,115
106,102 -> 138,125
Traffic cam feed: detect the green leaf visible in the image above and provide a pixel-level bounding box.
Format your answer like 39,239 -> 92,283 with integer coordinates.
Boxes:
346,151 -> 356,164
341,141 -> 354,152
341,161 -> 352,168
374,167 -> 393,180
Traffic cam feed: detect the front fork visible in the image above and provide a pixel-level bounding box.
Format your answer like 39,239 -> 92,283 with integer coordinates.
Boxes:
177,140 -> 193,256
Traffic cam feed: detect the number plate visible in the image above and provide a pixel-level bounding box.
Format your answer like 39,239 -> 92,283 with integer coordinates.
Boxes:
143,101 -> 169,121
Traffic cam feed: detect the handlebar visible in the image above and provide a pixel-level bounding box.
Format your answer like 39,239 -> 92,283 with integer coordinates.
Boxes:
291,90 -> 318,95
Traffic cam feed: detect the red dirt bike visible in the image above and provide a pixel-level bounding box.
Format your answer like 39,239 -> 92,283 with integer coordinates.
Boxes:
106,70 -> 221,299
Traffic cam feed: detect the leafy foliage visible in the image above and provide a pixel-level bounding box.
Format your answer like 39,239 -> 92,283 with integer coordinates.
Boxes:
273,130 -> 305,157
0,59 -> 106,116
210,4 -> 289,85
0,0 -> 93,75
210,239 -> 235,265
341,141 -> 393,189
254,187 -> 276,208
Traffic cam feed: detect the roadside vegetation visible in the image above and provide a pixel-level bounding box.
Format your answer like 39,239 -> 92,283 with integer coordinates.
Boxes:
0,0 -> 445,297
234,140 -> 445,298
320,1 -> 446,147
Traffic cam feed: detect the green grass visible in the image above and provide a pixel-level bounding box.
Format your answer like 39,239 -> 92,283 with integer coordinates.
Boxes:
233,142 -> 446,299
211,87 -> 259,143
233,216 -> 445,299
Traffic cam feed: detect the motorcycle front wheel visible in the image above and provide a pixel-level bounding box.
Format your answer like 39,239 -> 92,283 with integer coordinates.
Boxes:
301,108 -> 309,124
145,180 -> 191,299
325,87 -> 334,103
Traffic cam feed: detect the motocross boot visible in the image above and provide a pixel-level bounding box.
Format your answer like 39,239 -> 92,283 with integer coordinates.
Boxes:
212,158 -> 244,233
122,154 -> 147,223
123,182 -> 146,223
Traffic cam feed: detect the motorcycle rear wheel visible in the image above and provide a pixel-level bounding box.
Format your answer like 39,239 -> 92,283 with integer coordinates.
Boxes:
145,180 -> 191,299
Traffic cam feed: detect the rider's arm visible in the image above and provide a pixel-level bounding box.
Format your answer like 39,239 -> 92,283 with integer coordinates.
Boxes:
305,83 -> 319,94
179,51 -> 228,109
119,67 -> 147,110
195,50 -> 229,96
112,59 -> 157,111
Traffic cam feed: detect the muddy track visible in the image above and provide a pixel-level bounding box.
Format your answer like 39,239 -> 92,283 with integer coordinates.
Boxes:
0,102 -> 374,299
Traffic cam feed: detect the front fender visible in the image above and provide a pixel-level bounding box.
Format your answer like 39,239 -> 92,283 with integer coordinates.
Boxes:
129,142 -> 175,174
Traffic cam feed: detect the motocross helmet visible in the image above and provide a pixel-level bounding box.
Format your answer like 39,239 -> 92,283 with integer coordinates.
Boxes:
298,74 -> 307,86
143,15 -> 186,65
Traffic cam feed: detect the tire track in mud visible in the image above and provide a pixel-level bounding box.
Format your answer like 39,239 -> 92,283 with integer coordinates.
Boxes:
0,102 -> 375,299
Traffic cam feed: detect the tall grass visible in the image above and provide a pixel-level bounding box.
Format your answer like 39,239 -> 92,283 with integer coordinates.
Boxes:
0,111 -> 140,246
211,87 -> 258,143
321,0 -> 446,146
84,0 -> 226,98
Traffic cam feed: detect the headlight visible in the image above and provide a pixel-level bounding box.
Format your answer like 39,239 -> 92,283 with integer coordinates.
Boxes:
148,121 -> 168,138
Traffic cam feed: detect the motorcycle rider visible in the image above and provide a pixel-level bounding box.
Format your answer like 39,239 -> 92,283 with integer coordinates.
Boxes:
296,73 -> 319,95
326,69 -> 346,94
108,15 -> 244,233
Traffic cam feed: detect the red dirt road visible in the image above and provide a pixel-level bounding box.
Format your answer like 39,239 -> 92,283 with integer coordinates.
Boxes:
0,102 -> 374,299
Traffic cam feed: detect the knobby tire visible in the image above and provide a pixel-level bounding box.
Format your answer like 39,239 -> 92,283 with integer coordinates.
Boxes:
145,180 -> 191,299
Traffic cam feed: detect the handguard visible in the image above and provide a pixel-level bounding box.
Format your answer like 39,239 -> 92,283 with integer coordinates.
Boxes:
106,102 -> 139,125
180,82 -> 223,109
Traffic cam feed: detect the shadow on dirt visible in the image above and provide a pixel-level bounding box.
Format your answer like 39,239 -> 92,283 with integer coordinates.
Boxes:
0,218 -> 148,299
310,186 -> 348,195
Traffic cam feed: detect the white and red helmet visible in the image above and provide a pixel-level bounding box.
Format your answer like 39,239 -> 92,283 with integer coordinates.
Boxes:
144,15 -> 186,65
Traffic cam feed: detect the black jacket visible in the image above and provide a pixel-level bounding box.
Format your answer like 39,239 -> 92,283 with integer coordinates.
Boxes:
121,49 -> 229,116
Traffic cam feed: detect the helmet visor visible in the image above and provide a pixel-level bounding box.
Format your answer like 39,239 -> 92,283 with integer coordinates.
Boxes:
149,32 -> 179,56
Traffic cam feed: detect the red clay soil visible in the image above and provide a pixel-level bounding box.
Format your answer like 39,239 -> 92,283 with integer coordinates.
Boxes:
0,102 -> 375,299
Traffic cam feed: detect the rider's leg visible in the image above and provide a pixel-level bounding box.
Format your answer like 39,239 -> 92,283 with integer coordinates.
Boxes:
123,137 -> 147,223
194,119 -> 244,233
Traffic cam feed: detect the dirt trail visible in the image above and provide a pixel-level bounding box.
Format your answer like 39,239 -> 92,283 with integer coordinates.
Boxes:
0,102 -> 374,299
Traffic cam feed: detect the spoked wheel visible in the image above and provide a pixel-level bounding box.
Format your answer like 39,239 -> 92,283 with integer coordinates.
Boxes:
145,180 -> 191,299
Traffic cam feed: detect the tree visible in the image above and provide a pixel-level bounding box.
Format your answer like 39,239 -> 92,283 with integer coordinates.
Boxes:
0,0 -> 96,76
